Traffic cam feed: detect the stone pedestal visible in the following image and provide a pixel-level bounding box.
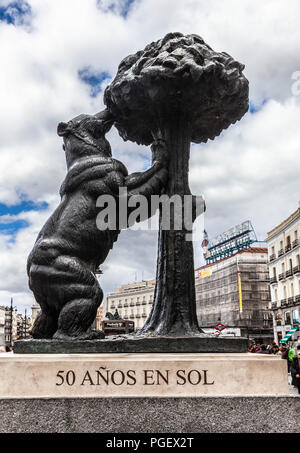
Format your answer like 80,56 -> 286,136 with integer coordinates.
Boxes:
0,352 -> 289,398
0,352 -> 298,433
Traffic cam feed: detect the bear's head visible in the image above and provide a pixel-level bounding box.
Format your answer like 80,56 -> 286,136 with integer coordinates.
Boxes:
57,109 -> 114,168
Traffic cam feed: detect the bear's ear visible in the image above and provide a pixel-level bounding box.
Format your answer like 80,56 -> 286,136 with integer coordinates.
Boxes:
57,122 -> 69,137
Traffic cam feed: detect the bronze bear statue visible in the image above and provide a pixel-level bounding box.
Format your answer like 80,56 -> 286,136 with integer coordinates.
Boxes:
27,109 -> 168,340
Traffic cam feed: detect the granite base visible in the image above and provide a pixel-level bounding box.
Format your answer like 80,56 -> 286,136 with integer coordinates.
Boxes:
0,396 -> 299,433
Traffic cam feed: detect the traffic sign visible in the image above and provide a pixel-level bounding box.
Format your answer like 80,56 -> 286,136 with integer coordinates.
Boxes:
214,323 -> 227,332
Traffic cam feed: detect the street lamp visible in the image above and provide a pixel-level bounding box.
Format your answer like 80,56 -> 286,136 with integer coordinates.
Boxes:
23,309 -> 28,339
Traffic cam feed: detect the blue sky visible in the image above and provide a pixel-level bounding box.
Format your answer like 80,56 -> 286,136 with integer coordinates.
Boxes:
0,200 -> 48,236
78,68 -> 111,97
97,0 -> 136,18
0,1 -> 31,25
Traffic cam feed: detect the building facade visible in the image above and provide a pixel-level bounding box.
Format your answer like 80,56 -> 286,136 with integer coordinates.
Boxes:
103,280 -> 155,331
266,207 -> 300,343
0,307 -> 5,351
1,305 -> 32,347
4,307 -> 18,347
16,313 -> 32,340
195,248 -> 273,342
95,305 -> 103,331
31,300 -> 40,325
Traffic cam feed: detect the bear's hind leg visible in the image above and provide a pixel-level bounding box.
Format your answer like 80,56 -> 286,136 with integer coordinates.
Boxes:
30,309 -> 58,339
53,292 -> 104,340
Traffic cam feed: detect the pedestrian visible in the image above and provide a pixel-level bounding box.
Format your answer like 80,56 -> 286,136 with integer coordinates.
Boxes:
288,344 -> 296,369
271,344 -> 279,355
257,344 -> 269,354
290,345 -> 300,394
254,344 -> 261,353
280,344 -> 289,371
249,343 -> 256,353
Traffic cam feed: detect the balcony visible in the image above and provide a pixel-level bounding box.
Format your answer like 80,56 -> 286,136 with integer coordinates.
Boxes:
124,315 -> 128,319
123,303 -> 128,307
278,273 -> 285,281
293,265 -> 300,275
142,313 -> 147,318
288,297 -> 295,306
130,302 -> 135,307
278,249 -> 284,257
149,300 -> 153,304
292,239 -> 299,248
136,301 -> 141,306
271,302 -> 277,309
281,299 -> 287,307
136,314 -> 141,318
117,304 -> 122,308
270,276 -> 277,284
269,254 -> 276,262
142,301 -> 147,305
295,295 -> 300,304
130,314 -> 135,319
285,244 -> 292,253
286,269 -> 293,278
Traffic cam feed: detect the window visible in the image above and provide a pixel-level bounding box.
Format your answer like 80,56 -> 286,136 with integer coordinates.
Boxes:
285,311 -> 291,325
292,309 -> 299,323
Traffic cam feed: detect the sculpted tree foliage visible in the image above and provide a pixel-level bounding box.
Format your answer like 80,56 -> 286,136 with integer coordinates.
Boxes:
105,32 -> 249,336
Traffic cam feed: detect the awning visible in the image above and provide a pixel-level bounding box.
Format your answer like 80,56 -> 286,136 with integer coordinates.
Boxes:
280,327 -> 299,343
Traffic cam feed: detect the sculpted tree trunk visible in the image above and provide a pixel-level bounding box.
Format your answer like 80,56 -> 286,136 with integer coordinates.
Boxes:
104,32 -> 249,336
142,111 -> 200,335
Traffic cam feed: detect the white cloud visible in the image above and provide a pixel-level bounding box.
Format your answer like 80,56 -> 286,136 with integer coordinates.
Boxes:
0,0 -> 300,314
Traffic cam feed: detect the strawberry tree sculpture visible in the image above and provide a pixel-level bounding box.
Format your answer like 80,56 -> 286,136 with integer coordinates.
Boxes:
104,32 -> 249,336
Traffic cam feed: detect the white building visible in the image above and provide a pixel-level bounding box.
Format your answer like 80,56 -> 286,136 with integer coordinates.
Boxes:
31,300 -> 40,325
103,280 -> 155,331
4,307 -> 18,347
0,307 -> 5,351
266,207 -> 300,343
